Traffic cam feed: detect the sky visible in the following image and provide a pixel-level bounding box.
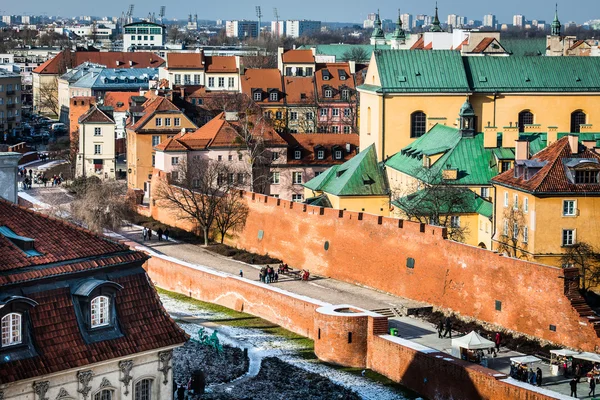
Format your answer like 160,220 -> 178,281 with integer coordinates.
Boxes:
6,0 -> 600,24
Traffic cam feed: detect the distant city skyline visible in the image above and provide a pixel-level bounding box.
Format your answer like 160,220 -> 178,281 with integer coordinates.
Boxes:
2,0 -> 599,25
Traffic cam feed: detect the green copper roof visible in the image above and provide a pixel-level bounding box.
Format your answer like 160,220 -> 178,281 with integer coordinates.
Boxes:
430,4 -> 443,32
392,14 -> 406,40
305,194 -> 332,208
385,126 -> 497,186
304,144 -> 388,196
492,147 -> 515,160
371,12 -> 385,39
297,44 -> 390,62
464,56 -> 600,92
459,99 -> 475,117
393,188 -> 493,218
501,38 -> 546,56
371,50 -> 470,93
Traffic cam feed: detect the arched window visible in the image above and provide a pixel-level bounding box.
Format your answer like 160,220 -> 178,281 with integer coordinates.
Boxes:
135,379 -> 153,400
518,110 -> 534,132
90,296 -> 110,328
410,111 -> 427,138
571,110 -> 587,133
94,390 -> 113,400
1,313 -> 22,346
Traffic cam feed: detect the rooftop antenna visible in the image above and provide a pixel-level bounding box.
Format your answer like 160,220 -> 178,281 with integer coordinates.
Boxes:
255,6 -> 262,38
273,7 -> 280,37
159,5 -> 165,23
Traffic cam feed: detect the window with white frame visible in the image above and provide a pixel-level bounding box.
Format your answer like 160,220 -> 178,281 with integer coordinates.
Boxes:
512,223 -> 519,239
523,226 -> 529,243
271,172 -> 280,184
208,77 -> 215,87
94,390 -> 114,400
238,154 -> 243,161
513,194 -> 518,210
292,172 -> 302,184
174,74 -> 181,85
269,92 -> 278,101
134,379 -> 153,400
563,200 -> 576,216
503,220 -> 508,236
94,144 -> 102,155
155,118 -> 162,126
332,126 -> 340,133
504,192 -> 508,207
324,89 -> 333,98
332,108 -> 339,117
171,157 -> 179,165
253,92 -> 262,101
450,216 -> 460,228
562,229 -> 575,246
294,150 -> 301,160
341,89 -> 350,100
218,77 -> 225,87
320,108 -> 327,117
91,296 -> 110,327
482,188 -> 490,199
165,118 -> 171,127
335,150 -> 342,159
292,194 -> 303,202
1,313 -> 21,346
217,155 -> 222,161
94,127 -> 101,136
290,112 -> 298,121
152,155 -> 155,166
275,111 -> 282,119
271,152 -> 280,161
184,74 -> 191,85
237,173 -> 245,184
317,150 -> 325,159
343,126 -> 351,134
306,112 -> 314,120
174,117 -> 180,126
228,77 -> 235,87
152,136 -> 161,146
194,74 -> 201,85
523,197 -> 528,213
344,108 -> 351,117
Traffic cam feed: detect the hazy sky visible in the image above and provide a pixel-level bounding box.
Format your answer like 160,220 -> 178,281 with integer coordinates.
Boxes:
7,0 -> 599,24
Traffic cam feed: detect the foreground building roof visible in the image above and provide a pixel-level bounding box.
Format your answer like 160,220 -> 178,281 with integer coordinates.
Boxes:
34,50 -> 165,75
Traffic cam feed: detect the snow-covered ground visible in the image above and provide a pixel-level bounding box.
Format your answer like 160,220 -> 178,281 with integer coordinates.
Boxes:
160,292 -> 419,400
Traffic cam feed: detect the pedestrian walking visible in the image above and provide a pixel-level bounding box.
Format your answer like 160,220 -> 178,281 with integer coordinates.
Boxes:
443,317 -> 452,338
176,383 -> 185,400
164,228 -> 170,241
157,227 -> 163,241
494,332 -> 502,353
589,376 -> 596,397
239,269 -> 243,278
536,367 -> 542,387
570,377 -> 578,398
437,320 -> 444,338
147,228 -> 152,241
142,227 -> 148,241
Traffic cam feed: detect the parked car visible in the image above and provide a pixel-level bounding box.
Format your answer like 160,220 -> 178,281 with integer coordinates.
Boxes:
51,123 -> 66,132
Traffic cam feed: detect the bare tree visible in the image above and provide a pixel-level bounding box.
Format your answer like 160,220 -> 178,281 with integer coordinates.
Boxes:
38,77 -> 59,116
342,47 -> 369,62
71,180 -> 135,233
561,242 -> 600,293
495,205 -> 528,258
155,158 -> 241,245
214,191 -> 249,243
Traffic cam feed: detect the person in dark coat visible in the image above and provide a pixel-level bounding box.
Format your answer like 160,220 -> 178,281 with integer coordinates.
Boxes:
164,228 -> 170,240
570,377 -> 578,398
176,384 -> 186,400
590,377 -> 596,397
536,367 -> 542,387
443,317 -> 452,338
437,320 -> 444,338
157,227 -> 164,241
147,228 -> 152,240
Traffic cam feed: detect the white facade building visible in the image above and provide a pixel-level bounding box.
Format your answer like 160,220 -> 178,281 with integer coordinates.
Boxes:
513,15 -> 525,28
225,20 -> 259,39
123,21 -> 166,50
285,20 -> 321,38
483,14 -> 497,28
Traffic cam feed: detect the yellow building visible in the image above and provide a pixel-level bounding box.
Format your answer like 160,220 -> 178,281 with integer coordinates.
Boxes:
126,96 -> 196,196
358,50 -> 600,161
303,144 -> 390,216
492,135 -> 600,266
240,68 -> 288,132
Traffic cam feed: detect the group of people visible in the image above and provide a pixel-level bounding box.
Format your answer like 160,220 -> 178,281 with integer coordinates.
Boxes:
510,364 -> 543,386
142,226 -> 170,241
569,376 -> 596,398
259,265 -> 278,284
19,167 -> 63,189
436,317 -> 454,339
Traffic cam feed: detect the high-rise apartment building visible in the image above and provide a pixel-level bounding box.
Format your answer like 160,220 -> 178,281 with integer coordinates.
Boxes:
513,15 -> 525,28
363,13 -> 377,29
483,14 -> 497,28
0,70 -> 22,138
401,14 -> 413,31
271,20 -> 286,37
225,20 -> 259,39
285,20 -> 321,38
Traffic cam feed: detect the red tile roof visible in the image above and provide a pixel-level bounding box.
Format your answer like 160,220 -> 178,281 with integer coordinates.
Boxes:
0,273 -> 187,383
240,69 -> 284,105
455,38 -> 469,51
33,50 -> 165,74
281,133 -> 359,165
282,76 -> 316,104
103,92 -> 139,112
411,37 -> 425,50
128,96 -> 188,132
282,49 -> 315,64
471,37 -> 499,53
0,200 -> 129,271
78,106 -> 114,124
167,52 -> 204,69
315,63 -> 356,102
492,136 -> 600,194
205,56 -> 238,73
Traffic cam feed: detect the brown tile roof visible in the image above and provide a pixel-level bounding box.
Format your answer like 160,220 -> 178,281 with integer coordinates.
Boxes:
280,133 -> 359,165
455,38 -> 469,51
128,96 -> 187,131
282,76 -> 316,104
154,136 -> 194,152
424,42 -> 433,50
492,136 -> 600,194
569,40 -> 586,51
103,91 -> 139,112
315,63 -> 356,102
34,50 -> 165,75
0,200 -> 130,272
78,106 -> 114,124
411,37 -> 425,50
240,69 -> 284,105
205,56 -> 238,73
471,37 -> 497,53
167,52 -> 204,69
282,49 -> 314,64
0,273 -> 187,383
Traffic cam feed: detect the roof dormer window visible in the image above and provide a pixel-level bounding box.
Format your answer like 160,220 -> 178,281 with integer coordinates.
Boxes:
0,226 -> 42,257
91,296 -> 110,328
72,279 -> 123,343
317,150 -> 325,160
294,150 -> 302,160
0,296 -> 38,360
1,313 -> 22,346
575,170 -> 599,184
269,92 -> 278,101
324,89 -> 333,98
322,69 -> 330,80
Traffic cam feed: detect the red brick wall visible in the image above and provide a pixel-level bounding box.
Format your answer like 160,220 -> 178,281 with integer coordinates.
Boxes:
144,251 -> 560,400
147,176 -> 600,352
69,97 -> 96,156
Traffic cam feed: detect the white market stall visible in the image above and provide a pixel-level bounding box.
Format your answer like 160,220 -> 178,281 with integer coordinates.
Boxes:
550,349 -> 580,376
451,331 -> 495,363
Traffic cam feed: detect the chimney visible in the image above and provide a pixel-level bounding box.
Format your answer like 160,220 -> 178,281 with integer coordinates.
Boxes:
501,126 -> 519,148
568,134 -> 579,155
348,60 -> 356,74
179,128 -> 186,137
547,126 -> 558,146
514,140 -> 530,162
484,125 -> 498,148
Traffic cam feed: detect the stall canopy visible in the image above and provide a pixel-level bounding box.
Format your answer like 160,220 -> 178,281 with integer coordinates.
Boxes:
510,356 -> 541,365
550,349 -> 580,357
451,331 -> 495,350
575,352 -> 600,363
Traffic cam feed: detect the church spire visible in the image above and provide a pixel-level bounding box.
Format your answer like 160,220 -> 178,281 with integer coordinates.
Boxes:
551,3 -> 562,36
371,9 -> 385,40
430,2 -> 443,32
392,9 -> 406,42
